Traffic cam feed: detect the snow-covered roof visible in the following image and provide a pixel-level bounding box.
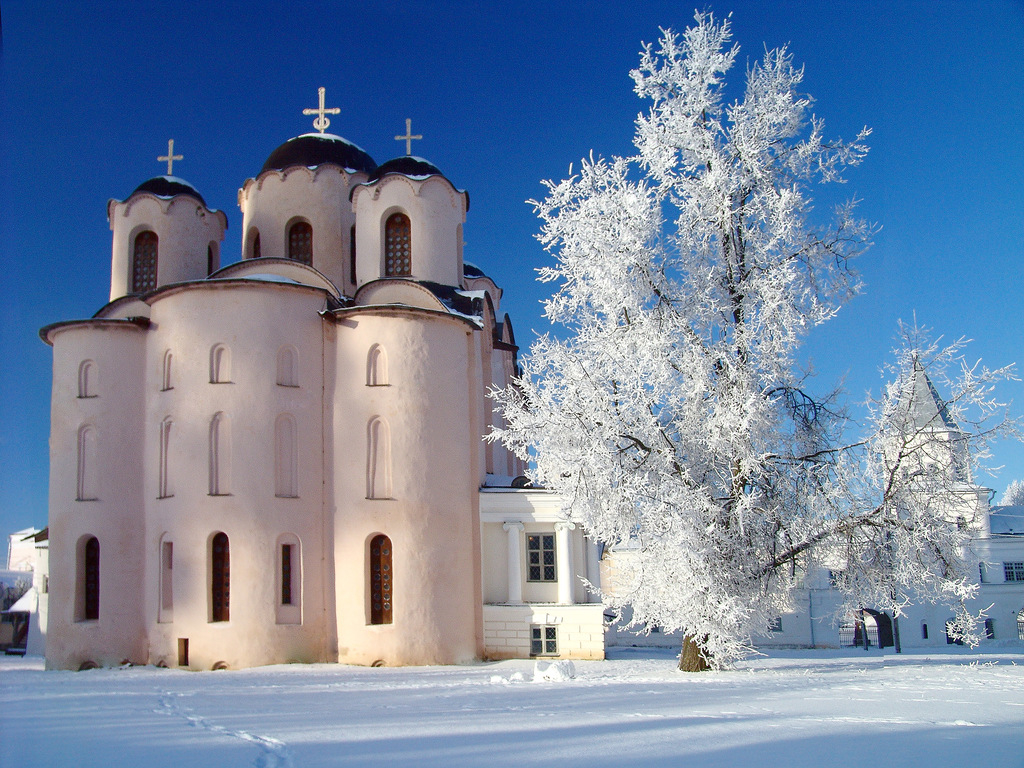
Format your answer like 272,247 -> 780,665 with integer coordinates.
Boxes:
3,586 -> 36,614
261,133 -> 377,175
897,359 -> 959,432
989,505 -> 1024,535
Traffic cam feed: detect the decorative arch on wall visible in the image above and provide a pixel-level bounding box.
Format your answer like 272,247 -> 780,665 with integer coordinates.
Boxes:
366,417 -> 392,499
78,360 -> 97,398
132,230 -> 158,293
159,417 -> 173,499
248,228 -> 262,259
161,350 -> 174,391
366,344 -> 388,386
210,532 -> 230,622
369,533 -> 393,625
207,242 -> 218,275
275,413 -> 298,498
287,220 -> 313,266
210,344 -> 231,383
77,535 -> 100,622
384,212 -> 411,276
275,533 -> 301,625
209,412 -> 231,496
76,424 -> 98,501
276,345 -> 298,387
158,533 -> 173,623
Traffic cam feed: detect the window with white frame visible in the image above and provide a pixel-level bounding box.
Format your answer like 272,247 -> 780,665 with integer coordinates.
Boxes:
527,533 -> 556,582
531,625 -> 557,656
1003,562 -> 1024,582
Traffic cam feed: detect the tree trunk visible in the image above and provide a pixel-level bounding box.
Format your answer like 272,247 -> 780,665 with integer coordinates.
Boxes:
678,634 -> 711,672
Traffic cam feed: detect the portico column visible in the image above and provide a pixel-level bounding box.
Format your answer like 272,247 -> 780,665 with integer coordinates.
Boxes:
555,521 -> 576,605
502,522 -> 525,604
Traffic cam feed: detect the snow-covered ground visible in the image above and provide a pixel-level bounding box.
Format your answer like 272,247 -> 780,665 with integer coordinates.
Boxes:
2,647 -> 1022,767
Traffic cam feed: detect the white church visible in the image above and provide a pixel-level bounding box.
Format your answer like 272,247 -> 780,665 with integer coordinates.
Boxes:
41,94 -> 606,671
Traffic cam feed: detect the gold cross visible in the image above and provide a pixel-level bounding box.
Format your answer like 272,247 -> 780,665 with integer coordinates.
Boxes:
158,140 -> 183,175
395,119 -> 422,155
303,87 -> 341,134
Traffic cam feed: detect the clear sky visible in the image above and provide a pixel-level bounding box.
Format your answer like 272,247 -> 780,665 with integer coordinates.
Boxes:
2,1 -> 1023,537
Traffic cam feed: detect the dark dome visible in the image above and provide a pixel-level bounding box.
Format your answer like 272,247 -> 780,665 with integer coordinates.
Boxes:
261,133 -> 377,175
366,156 -> 444,183
130,176 -> 206,206
363,156 -> 469,210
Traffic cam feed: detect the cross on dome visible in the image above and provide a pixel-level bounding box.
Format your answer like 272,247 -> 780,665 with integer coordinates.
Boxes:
395,119 -> 422,155
158,140 -> 183,175
303,87 -> 341,134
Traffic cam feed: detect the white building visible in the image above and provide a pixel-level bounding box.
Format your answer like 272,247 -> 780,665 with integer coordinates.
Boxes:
41,114 -> 605,671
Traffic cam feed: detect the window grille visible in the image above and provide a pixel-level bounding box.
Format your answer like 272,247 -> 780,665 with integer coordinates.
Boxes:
531,625 -> 558,656
527,533 -> 556,582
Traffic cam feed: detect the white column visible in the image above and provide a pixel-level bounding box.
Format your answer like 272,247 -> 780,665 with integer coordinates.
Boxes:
555,521 -> 576,605
502,522 -> 525,604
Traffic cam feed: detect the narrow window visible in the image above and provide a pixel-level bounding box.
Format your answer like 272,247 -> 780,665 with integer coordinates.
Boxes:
350,224 -> 357,285
132,230 -> 158,292
161,350 -> 173,391
210,344 -> 231,383
384,213 -> 411,276
531,625 -> 557,656
207,243 -> 217,275
76,425 -> 98,501
159,539 -> 173,622
276,534 -> 301,624
366,417 -> 392,499
177,638 -> 189,667
275,414 -> 298,497
211,532 -> 230,622
366,344 -> 388,386
921,623 -> 929,640
370,534 -> 393,625
159,417 -> 173,498
984,618 -> 995,639
78,360 -> 96,398
251,230 -> 262,259
276,346 -> 298,387
527,533 -> 557,582
80,536 -> 100,621
209,412 -> 231,495
288,221 -> 313,266
1017,610 -> 1024,641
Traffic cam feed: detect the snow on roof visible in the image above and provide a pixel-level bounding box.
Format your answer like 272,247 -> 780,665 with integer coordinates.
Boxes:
989,505 -> 1024,535
226,273 -> 302,285
4,586 -> 36,614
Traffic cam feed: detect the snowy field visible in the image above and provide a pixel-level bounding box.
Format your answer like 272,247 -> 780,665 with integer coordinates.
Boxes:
2,648 -> 1023,767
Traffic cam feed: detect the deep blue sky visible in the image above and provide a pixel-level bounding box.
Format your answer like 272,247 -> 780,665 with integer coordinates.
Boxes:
2,1 -> 1023,537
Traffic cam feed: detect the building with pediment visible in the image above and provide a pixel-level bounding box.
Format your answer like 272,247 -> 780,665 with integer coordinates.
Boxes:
41,99 -> 605,670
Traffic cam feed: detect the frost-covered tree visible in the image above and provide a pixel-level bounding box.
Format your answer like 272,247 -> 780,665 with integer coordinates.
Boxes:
491,13 -> 1014,670
998,479 -> 1024,506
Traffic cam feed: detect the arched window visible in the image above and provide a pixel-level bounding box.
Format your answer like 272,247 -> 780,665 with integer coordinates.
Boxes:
159,417 -> 173,499
77,425 -> 98,501
210,344 -> 231,383
384,213 -> 411,276
275,414 -> 298,498
276,346 -> 298,387
79,536 -> 100,621
366,344 -> 388,386
159,536 -> 173,623
207,243 -> 217,275
366,417 -> 392,499
251,229 -> 262,259
288,221 -> 313,266
350,224 -> 357,285
132,230 -> 158,293
369,534 -> 393,625
78,360 -> 96,398
276,533 -> 301,625
161,350 -> 173,391
209,412 -> 231,495
211,532 -> 230,622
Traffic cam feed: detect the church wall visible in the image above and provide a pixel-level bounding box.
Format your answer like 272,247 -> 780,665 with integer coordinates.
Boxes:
353,178 -> 465,289
239,167 -> 363,292
46,324 -> 148,669
329,310 -> 482,665
141,283 -> 331,669
109,195 -> 226,300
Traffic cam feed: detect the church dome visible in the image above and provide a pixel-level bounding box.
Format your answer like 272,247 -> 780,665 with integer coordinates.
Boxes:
130,176 -> 207,206
261,133 -> 377,175
363,156 -> 469,210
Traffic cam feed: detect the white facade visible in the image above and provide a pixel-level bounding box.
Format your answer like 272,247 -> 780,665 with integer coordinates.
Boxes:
42,132 -> 602,670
